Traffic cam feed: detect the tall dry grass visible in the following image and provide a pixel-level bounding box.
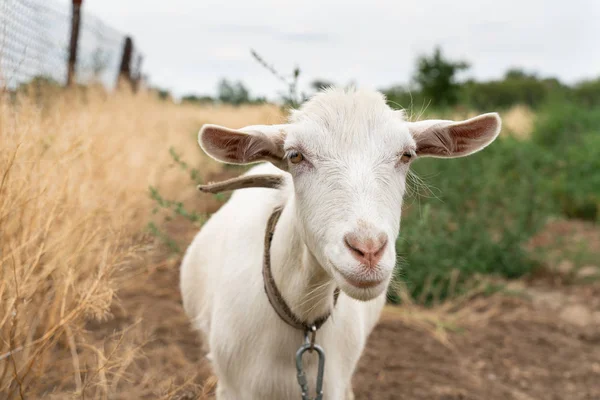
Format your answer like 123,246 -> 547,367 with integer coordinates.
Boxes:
0,86 -> 284,398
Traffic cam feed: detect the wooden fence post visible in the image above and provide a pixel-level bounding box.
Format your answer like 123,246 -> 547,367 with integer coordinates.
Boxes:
116,36 -> 134,90
67,0 -> 83,86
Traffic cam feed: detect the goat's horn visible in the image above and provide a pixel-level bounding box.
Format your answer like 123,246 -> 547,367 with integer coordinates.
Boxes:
197,174 -> 284,194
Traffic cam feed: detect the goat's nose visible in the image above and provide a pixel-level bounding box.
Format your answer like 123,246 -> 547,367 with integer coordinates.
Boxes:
344,232 -> 388,268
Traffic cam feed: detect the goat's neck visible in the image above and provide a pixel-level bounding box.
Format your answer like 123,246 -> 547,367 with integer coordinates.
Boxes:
269,199 -> 337,325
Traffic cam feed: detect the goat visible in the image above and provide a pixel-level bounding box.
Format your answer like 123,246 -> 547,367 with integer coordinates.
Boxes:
180,87 -> 501,399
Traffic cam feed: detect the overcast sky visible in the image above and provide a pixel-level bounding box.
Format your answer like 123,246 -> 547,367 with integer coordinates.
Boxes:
72,0 -> 600,99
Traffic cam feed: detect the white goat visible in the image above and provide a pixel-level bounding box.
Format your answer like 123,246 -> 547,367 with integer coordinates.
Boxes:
180,87 -> 501,400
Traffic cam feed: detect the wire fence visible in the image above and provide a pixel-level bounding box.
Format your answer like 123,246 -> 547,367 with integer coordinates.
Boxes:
0,0 -> 143,90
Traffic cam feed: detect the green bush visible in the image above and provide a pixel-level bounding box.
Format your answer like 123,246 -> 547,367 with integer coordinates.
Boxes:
572,78 -> 600,108
546,132 -> 600,221
531,99 -> 600,147
393,137 -> 553,303
461,78 -> 559,110
391,99 -> 600,304
530,100 -> 600,220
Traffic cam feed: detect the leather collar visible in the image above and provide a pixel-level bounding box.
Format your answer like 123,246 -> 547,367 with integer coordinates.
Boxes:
263,206 -> 339,332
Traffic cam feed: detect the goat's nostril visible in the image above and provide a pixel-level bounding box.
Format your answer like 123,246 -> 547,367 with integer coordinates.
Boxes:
344,237 -> 365,257
344,232 -> 388,267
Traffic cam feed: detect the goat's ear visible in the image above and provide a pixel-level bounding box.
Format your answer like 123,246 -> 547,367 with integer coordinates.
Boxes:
407,113 -> 501,158
199,124 -> 288,169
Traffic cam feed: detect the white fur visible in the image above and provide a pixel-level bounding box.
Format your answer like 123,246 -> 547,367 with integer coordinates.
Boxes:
180,87 -> 501,399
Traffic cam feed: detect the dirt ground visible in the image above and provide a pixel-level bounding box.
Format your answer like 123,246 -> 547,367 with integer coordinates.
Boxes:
91,174 -> 600,399
354,287 -> 600,400
101,261 -> 599,400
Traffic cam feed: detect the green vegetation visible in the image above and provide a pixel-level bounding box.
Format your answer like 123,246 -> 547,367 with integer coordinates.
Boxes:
382,47 -> 600,112
394,96 -> 599,304
147,147 -> 214,253
180,94 -> 215,105
177,79 -> 266,106
461,69 -> 563,110
531,100 -> 600,221
396,137 -> 545,303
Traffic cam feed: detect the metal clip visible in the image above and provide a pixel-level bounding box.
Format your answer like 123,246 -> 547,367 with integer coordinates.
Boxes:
295,326 -> 325,400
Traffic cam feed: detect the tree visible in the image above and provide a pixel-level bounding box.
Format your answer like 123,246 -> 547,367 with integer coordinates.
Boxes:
181,94 -> 214,105
413,46 -> 469,107
504,68 -> 537,80
217,79 -> 250,106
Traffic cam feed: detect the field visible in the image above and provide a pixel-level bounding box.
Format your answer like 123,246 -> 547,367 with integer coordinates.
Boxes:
1,88 -> 599,399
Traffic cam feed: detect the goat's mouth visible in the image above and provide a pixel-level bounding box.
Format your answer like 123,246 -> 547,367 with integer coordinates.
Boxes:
342,275 -> 383,289
328,262 -> 387,292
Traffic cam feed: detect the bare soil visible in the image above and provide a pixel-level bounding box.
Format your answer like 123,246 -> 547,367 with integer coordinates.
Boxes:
355,291 -> 600,400
91,179 -> 600,399
101,255 -> 600,399
97,249 -> 598,398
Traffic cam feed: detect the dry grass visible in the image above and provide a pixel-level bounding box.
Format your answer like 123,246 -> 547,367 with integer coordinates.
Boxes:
501,104 -> 535,139
438,104 -> 535,138
0,86 -> 284,399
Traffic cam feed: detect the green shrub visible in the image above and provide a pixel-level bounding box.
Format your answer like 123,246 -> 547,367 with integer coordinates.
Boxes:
147,147 -> 217,253
460,73 -> 565,110
392,99 -> 600,304
531,100 -> 600,220
393,137 -> 553,303
531,100 -> 600,148
572,78 -> 600,108
548,132 -> 600,221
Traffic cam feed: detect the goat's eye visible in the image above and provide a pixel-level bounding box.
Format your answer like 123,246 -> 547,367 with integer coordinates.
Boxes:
399,152 -> 412,164
288,150 -> 304,164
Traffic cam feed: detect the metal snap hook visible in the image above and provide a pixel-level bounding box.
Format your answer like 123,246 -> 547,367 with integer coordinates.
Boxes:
296,327 -> 326,400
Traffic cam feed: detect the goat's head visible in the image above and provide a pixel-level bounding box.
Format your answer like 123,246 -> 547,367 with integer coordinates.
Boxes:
199,87 -> 501,301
